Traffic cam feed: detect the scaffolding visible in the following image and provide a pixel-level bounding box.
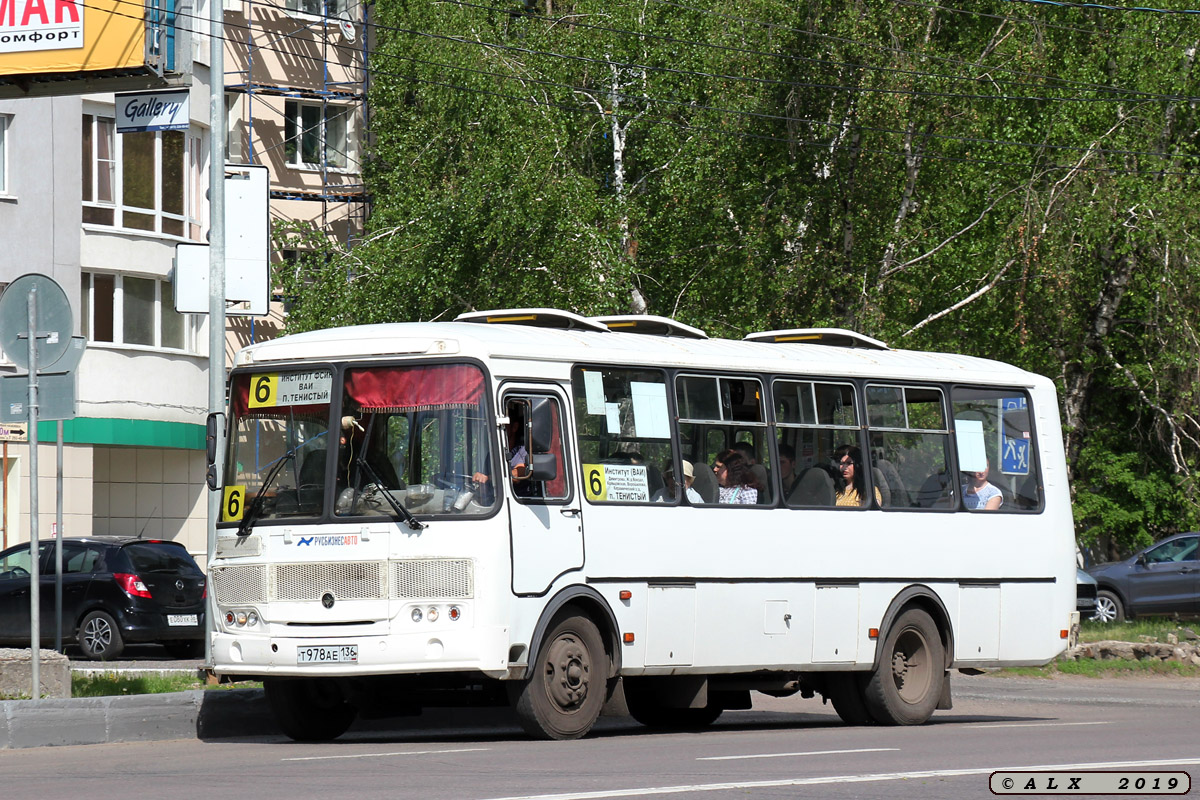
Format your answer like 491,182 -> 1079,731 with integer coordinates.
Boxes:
223,0 -> 370,244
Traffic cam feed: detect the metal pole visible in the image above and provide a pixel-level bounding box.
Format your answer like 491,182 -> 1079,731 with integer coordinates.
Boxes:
55,421 -> 63,653
26,286 -> 39,698
206,0 -> 228,669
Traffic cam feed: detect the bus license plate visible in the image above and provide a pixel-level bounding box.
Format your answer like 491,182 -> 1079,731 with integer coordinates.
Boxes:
297,645 -> 358,664
167,614 -> 199,626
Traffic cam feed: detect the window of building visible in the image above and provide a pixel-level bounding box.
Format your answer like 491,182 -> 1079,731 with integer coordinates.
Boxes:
82,113 -> 204,238
285,0 -> 346,18
81,272 -> 194,351
284,100 -> 349,169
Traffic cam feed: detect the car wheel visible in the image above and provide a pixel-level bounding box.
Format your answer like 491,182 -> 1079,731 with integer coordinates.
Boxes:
79,610 -> 124,660
1093,590 -> 1124,624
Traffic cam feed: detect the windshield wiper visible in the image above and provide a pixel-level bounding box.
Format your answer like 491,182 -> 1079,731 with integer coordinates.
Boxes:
354,457 -> 425,531
237,451 -> 295,538
348,414 -> 424,531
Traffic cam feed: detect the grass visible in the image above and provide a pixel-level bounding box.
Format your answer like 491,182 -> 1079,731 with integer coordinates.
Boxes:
994,616 -> 1200,679
1078,617 -> 1200,644
71,672 -> 261,697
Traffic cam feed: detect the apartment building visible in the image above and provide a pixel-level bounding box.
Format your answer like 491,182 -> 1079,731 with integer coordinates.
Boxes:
0,0 -> 366,567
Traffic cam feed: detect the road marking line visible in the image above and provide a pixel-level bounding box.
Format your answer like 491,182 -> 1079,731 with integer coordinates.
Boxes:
282,747 -> 490,762
971,721 -> 1112,729
473,758 -> 1200,800
698,748 -> 898,761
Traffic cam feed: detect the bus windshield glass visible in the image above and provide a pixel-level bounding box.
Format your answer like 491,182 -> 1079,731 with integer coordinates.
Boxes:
225,368 -> 334,523
334,362 -> 497,518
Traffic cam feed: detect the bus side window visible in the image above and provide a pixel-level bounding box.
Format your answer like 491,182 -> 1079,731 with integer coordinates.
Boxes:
866,384 -> 952,510
951,387 -> 1041,512
504,395 -> 569,502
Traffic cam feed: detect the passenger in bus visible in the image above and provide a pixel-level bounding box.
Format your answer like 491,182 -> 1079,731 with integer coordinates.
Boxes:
733,441 -> 771,503
778,443 -> 800,498
832,444 -> 881,507
651,460 -> 702,503
714,450 -> 759,505
962,460 -> 1003,510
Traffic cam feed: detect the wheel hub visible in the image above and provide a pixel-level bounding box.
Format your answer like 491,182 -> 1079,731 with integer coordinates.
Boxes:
544,634 -> 590,710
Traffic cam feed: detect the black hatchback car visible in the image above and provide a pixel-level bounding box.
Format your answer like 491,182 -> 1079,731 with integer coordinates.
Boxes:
0,536 -> 206,659
1087,532 -> 1200,623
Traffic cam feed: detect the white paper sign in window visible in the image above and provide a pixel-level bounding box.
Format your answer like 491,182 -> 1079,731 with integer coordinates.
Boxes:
955,419 -> 988,472
630,381 -> 670,439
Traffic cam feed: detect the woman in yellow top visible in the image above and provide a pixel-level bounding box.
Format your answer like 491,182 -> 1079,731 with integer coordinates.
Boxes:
832,444 -> 881,507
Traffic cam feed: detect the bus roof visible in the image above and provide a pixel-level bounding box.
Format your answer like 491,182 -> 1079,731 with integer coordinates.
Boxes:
234,317 -> 1048,388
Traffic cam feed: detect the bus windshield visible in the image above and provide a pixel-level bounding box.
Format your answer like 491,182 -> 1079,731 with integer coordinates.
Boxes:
335,362 -> 497,518
225,368 -> 334,523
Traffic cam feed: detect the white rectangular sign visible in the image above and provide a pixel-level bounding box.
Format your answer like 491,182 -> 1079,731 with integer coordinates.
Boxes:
115,89 -> 190,133
0,0 -> 83,54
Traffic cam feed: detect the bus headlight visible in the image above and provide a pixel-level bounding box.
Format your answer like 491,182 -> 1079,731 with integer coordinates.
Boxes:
411,607 -> 423,623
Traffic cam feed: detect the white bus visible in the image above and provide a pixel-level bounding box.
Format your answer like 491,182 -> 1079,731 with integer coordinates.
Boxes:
209,309 -> 1076,741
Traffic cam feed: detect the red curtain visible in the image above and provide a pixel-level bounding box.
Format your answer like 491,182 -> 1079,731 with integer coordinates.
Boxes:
345,364 -> 485,411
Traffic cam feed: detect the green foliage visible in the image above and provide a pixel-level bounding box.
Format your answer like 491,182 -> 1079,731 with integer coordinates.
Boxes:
278,1 -> 1200,555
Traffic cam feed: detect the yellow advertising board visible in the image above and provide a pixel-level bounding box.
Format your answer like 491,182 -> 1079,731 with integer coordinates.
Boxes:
0,0 -> 145,77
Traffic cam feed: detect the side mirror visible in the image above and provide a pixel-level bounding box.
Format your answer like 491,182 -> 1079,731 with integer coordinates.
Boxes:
206,412 -> 223,491
1136,553 -> 1148,567
527,453 -> 558,482
528,397 -> 555,454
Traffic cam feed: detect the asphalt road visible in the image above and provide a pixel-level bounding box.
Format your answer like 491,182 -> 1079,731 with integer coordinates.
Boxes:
5,673 -> 1198,800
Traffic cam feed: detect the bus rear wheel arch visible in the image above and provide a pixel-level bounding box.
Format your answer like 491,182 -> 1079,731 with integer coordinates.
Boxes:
511,609 -> 609,740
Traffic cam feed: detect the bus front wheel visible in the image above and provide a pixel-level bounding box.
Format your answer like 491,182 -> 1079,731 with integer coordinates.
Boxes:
512,611 -> 607,740
862,608 -> 944,725
264,677 -> 357,742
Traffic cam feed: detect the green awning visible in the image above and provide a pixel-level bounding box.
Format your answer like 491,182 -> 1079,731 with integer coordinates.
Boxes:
35,418 -> 205,450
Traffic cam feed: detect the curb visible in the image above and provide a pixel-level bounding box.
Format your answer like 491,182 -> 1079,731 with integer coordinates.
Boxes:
0,687 -> 276,749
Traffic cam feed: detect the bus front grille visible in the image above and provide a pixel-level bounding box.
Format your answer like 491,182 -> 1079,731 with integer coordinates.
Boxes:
274,562 -> 384,601
391,559 -> 474,599
211,559 -> 473,604
210,565 -> 268,604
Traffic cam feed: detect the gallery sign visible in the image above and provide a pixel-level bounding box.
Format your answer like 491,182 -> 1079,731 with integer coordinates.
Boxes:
116,88 -> 190,133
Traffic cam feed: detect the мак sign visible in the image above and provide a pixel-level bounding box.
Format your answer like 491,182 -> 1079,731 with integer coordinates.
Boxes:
116,89 -> 190,133
0,0 -> 83,54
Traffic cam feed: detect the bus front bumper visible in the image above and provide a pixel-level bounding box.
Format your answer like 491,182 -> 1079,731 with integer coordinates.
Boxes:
211,625 -> 511,679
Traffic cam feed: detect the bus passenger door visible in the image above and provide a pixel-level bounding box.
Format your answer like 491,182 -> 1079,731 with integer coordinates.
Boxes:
503,388 -> 584,595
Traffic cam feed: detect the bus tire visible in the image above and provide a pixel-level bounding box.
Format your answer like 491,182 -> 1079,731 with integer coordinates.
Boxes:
862,608 -> 944,725
264,677 -> 357,742
513,611 -> 607,740
825,673 -> 875,726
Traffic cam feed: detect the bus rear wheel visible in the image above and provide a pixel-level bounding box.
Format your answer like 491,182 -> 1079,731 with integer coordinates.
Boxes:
264,677 -> 357,742
512,611 -> 607,740
862,608 -> 944,725
824,673 -> 874,726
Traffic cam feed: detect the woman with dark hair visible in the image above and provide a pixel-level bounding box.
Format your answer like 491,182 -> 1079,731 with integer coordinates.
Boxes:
713,449 -> 759,505
831,444 -> 880,507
